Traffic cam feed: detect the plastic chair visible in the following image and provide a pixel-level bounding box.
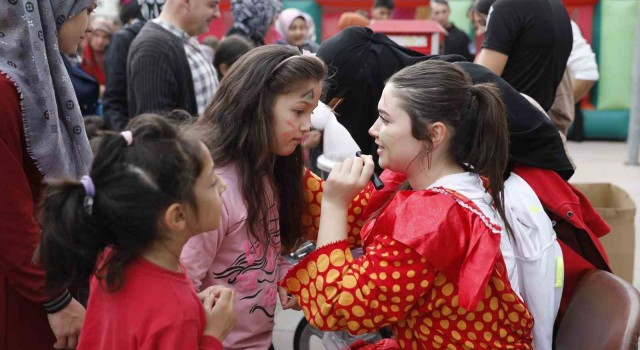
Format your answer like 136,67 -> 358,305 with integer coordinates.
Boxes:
555,270 -> 640,349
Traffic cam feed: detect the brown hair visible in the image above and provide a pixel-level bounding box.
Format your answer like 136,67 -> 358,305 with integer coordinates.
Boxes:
198,45 -> 327,252
387,60 -> 512,235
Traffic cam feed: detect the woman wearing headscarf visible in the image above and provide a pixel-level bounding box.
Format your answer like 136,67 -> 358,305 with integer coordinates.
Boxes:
80,17 -> 115,93
275,8 -> 318,52
227,0 -> 281,47
0,1 -> 95,348
315,26 -> 611,337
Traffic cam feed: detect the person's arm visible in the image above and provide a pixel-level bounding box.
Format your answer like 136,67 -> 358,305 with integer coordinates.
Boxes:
566,21 -> 598,101
282,238 -> 434,333
301,169 -> 374,248
476,0 -> 518,76
0,78 -> 85,348
475,48 -> 509,76
127,43 -> 179,117
572,79 -> 595,102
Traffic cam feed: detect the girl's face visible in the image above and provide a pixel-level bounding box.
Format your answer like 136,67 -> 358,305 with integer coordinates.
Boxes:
58,3 -> 97,55
89,29 -> 111,53
287,17 -> 308,47
188,143 -> 226,235
369,84 -> 424,173
271,79 -> 322,156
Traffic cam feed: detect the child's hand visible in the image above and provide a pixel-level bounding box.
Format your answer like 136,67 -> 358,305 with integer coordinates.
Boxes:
197,286 -> 219,303
324,155 -> 374,209
203,286 -> 236,341
302,130 -> 322,149
278,286 -> 301,310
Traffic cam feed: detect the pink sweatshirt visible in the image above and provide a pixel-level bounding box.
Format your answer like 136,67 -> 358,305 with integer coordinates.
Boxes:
181,164 -> 293,350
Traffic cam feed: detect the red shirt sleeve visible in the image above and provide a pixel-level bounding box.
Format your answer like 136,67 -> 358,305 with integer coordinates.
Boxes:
0,74 -> 49,303
201,336 -> 223,350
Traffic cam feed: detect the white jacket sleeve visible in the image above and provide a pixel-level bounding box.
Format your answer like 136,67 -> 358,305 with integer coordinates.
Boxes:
567,20 -> 599,81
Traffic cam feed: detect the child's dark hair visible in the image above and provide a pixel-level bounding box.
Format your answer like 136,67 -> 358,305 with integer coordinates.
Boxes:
374,0 -> 394,10
387,60 -> 512,236
213,35 -> 255,80
199,45 -> 327,252
39,114 -> 204,294
83,115 -> 105,140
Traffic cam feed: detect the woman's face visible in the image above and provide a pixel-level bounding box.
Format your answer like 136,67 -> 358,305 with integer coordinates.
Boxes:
89,29 -> 110,53
58,3 -> 97,54
369,84 -> 424,173
287,17 -> 308,47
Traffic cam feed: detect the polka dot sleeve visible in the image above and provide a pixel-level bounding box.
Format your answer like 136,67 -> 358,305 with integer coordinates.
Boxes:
282,236 -> 434,335
301,169 -> 373,247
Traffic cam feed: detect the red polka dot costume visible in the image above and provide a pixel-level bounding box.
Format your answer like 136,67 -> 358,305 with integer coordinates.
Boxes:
286,171 -> 533,349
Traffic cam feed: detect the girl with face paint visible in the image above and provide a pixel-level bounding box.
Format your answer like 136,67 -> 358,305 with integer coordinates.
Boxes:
0,0 -> 97,348
183,45 -> 329,350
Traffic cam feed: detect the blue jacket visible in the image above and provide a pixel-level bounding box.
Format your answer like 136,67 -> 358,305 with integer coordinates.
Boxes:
62,54 -> 99,116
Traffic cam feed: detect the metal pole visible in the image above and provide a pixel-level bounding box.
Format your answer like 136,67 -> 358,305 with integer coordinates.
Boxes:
626,2 -> 640,166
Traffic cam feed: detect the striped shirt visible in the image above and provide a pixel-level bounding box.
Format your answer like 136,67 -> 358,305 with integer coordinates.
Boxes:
153,19 -> 219,114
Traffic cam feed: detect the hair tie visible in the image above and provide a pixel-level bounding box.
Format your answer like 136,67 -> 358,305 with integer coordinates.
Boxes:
80,175 -> 95,214
121,131 -> 133,146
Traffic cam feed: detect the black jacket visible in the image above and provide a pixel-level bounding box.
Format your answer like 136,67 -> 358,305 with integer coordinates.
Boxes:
103,19 -> 145,130
127,22 -> 197,118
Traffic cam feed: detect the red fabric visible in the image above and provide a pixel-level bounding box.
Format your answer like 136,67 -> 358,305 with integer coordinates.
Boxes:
81,44 -> 105,85
0,74 -> 56,349
350,338 -> 400,350
363,189 -> 502,311
513,165 -> 611,318
301,170 -> 373,247
283,225 -> 532,348
78,258 -> 221,350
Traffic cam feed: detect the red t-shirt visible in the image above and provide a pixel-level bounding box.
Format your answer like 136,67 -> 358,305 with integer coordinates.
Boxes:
78,257 -> 222,350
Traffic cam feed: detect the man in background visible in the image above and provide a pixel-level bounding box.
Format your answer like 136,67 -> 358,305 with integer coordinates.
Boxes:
475,0 -> 572,111
127,0 -> 221,117
372,0 -> 393,20
430,0 -> 474,62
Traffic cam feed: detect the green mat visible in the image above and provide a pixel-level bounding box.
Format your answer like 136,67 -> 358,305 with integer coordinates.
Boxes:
595,0 -> 638,110
448,0 -> 474,36
572,109 -> 630,140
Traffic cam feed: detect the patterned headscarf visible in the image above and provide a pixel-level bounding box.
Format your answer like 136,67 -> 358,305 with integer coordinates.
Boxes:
0,0 -> 95,179
231,0 -> 281,45
137,0 -> 164,20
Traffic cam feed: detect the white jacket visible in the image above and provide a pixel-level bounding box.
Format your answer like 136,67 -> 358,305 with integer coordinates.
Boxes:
504,173 -> 564,350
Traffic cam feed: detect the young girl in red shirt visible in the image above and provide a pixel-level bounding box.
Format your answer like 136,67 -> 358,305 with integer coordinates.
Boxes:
38,115 -> 235,349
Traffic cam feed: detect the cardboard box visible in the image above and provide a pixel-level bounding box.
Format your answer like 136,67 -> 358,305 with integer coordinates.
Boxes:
573,183 -> 636,283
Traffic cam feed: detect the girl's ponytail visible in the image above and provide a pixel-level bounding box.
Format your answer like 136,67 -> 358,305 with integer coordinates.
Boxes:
465,83 -> 512,236
39,179 -> 105,295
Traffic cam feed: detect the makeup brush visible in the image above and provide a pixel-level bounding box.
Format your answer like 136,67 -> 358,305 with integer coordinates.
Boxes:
355,151 -> 384,190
